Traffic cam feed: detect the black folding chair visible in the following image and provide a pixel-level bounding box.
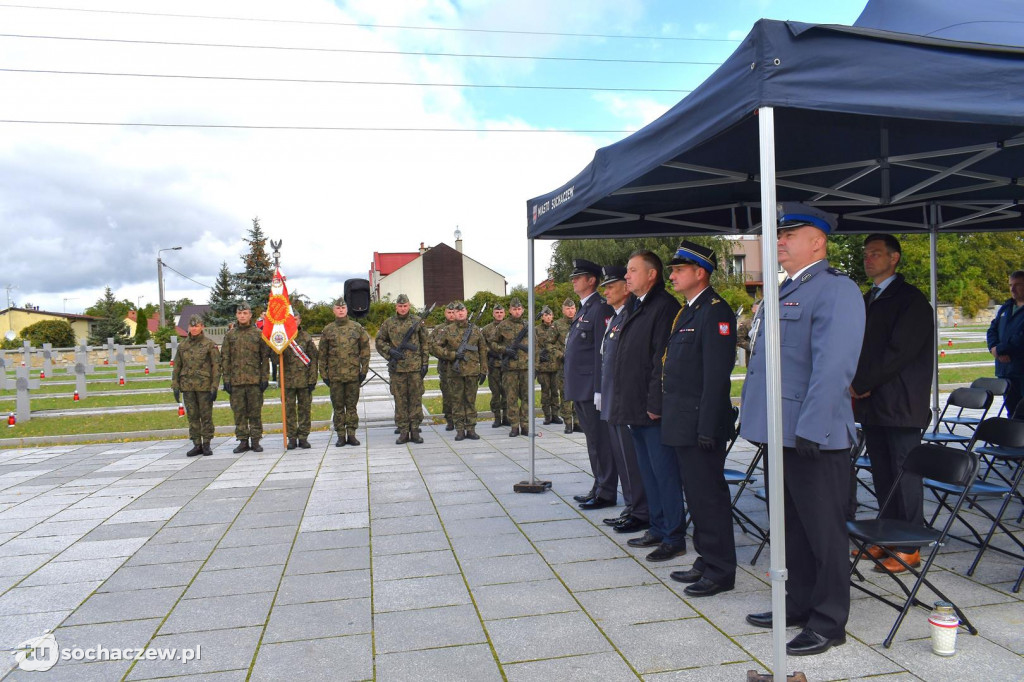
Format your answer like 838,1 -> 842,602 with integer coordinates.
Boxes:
922,387 -> 993,448
848,443 -> 980,648
722,408 -> 770,563
849,424 -> 878,516
925,417 -> 1024,593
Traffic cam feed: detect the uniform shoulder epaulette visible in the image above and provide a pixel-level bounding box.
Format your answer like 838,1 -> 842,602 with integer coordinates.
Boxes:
826,267 -> 848,277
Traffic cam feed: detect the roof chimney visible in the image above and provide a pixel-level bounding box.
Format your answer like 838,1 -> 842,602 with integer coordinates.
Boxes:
454,227 -> 463,253
419,242 -> 426,255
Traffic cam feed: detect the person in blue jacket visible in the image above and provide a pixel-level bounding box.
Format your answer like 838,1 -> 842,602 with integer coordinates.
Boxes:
986,270 -> 1024,416
740,203 -> 865,657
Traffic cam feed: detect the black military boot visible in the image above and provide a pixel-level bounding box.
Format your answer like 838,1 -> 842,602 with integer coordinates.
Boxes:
445,419 -> 455,432
509,425 -> 520,437
501,413 -> 512,426
186,442 -> 202,457
564,420 -> 573,433
410,428 -> 424,444
454,429 -> 466,442
250,438 -> 264,453
232,439 -> 250,454
492,413 -> 502,428
396,430 -> 410,444
573,421 -> 584,433
287,437 -> 297,450
543,413 -> 552,425
394,427 -> 401,434
202,441 -> 214,456
298,438 -> 311,449
521,424 -> 529,436
466,426 -> 480,440
551,416 -> 563,425
346,431 -> 360,446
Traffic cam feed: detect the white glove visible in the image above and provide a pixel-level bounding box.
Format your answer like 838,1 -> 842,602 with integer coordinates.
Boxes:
594,392 -> 602,411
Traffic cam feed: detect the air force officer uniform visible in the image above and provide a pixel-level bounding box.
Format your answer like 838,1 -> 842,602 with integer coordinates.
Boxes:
740,205 -> 865,650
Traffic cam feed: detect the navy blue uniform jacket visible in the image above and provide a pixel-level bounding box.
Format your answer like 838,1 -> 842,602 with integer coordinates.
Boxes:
987,298 -> 1024,379
564,292 -> 613,402
661,287 -> 737,446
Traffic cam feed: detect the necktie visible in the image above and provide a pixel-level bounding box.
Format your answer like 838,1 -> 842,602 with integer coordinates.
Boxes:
632,297 -> 641,312
867,286 -> 881,305
779,278 -> 793,293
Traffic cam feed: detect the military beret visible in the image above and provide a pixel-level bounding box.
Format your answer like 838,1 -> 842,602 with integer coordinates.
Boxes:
395,294 -> 410,304
493,303 -> 505,311
235,301 -> 251,312
453,301 -> 466,311
562,298 -> 576,308
600,265 -> 627,287
669,240 -> 716,273
569,259 -> 602,279
188,314 -> 204,326
777,202 -> 836,234
541,305 -> 553,315
333,297 -> 347,307
509,297 -> 523,308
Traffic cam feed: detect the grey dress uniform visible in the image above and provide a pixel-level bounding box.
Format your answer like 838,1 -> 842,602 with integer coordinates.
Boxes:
740,259 -> 865,640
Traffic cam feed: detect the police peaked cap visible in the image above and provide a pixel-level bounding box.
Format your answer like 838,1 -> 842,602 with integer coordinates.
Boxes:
600,265 -> 627,287
777,202 -> 837,234
669,240 -> 717,273
569,259 -> 602,279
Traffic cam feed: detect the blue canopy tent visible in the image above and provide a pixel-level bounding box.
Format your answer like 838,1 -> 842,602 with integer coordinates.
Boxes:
522,0 -> 1024,675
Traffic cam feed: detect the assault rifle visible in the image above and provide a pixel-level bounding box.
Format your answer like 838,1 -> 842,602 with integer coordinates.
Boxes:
453,303 -> 487,373
501,320 -> 531,370
387,302 -> 436,372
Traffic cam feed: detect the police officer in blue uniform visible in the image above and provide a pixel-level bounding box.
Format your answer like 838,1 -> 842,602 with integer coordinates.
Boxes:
740,203 -> 865,656
662,241 -> 737,597
565,259 -> 618,509
987,270 -> 1024,416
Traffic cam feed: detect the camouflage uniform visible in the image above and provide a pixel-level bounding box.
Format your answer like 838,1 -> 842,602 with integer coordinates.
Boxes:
375,307 -> 429,440
220,321 -> 271,444
433,311 -> 486,438
171,329 -> 220,449
536,317 -> 564,423
431,307 -> 457,429
554,311 -> 575,423
481,317 -> 507,426
280,326 -> 319,445
319,315 -> 370,443
490,312 -> 531,434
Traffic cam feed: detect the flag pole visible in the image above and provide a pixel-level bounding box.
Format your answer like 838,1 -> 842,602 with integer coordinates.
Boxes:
278,351 -> 287,451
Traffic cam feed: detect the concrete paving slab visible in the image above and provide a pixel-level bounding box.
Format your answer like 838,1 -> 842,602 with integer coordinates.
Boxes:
276,569 -> 371,605
374,603 -> 486,653
485,610 -> 614,663
373,643 -> 502,682
503,651 -> 638,682
262,598 -> 372,643
249,634 -> 372,682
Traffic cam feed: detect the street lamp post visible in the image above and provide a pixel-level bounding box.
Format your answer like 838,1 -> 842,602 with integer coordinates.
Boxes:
157,247 -> 182,328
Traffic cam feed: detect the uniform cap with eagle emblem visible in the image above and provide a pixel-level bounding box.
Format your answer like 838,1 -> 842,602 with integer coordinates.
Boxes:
669,240 -> 716,273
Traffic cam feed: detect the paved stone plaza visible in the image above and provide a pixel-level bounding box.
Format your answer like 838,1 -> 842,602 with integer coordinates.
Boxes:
0,419 -> 1020,681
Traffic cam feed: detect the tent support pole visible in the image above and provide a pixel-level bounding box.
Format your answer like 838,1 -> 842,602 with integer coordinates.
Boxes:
757,106 -> 792,680
515,238 -> 550,493
929,206 -> 940,424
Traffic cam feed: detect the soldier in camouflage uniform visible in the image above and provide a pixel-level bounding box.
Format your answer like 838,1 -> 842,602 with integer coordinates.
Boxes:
481,303 -> 508,428
278,312 -> 319,450
220,302 -> 271,453
432,301 -> 487,440
172,314 -> 221,456
555,298 -> 578,433
375,294 -> 430,444
431,304 -> 458,430
319,298 -> 371,447
490,297 -> 531,437
535,306 -> 564,425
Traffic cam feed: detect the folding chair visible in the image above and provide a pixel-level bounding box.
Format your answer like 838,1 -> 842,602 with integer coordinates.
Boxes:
849,424 -> 878,515
848,443 -> 980,648
924,417 -> 1024,593
722,407 -> 769,563
921,387 -> 993,448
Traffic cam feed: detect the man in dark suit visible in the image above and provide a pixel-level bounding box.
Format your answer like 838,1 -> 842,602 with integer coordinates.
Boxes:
662,241 -> 737,597
740,203 -> 865,656
850,234 -> 934,574
987,269 -> 1024,416
609,250 -> 686,562
564,259 -> 618,509
599,265 -> 649,534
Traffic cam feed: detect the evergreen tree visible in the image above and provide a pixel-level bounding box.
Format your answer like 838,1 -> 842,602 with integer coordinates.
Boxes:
133,309 -> 150,344
207,261 -> 237,325
236,217 -> 274,311
87,287 -> 131,345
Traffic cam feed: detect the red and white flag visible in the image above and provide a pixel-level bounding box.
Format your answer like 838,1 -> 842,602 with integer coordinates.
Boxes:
262,268 -> 299,354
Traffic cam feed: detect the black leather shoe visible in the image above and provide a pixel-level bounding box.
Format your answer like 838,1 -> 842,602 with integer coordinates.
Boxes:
603,516 -> 622,526
669,567 -> 703,584
573,491 -> 596,503
684,577 -> 733,597
613,517 -> 650,534
578,497 -> 615,510
627,531 -> 662,548
646,542 -> 687,562
786,627 -> 846,656
745,611 -> 808,629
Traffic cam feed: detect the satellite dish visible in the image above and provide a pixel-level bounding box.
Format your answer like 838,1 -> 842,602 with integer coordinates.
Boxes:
4,330 -> 15,341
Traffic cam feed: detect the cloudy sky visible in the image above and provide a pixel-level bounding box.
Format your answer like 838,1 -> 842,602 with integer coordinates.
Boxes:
0,0 -> 866,314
